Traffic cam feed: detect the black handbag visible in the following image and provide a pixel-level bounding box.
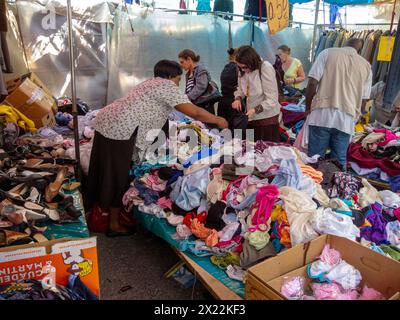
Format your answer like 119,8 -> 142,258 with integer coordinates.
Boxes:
230,99 -> 248,130
194,80 -> 222,106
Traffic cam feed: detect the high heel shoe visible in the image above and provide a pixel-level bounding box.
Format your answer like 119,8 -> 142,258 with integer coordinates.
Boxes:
45,167 -> 68,203
23,201 -> 60,221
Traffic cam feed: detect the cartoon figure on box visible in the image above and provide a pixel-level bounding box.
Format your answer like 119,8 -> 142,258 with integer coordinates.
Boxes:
62,248 -> 93,277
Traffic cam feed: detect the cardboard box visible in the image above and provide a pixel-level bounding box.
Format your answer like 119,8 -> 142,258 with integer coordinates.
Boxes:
5,77 -> 56,128
6,73 -> 57,113
0,237 -> 100,298
245,235 -> 400,300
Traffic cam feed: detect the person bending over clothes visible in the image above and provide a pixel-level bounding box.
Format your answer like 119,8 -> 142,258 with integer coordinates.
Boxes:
232,45 -> 281,142
305,38 -> 372,170
178,49 -> 216,114
87,60 -> 228,237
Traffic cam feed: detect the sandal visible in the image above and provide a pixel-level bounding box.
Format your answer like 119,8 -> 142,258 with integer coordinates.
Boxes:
58,196 -> 81,218
0,229 -> 33,247
45,167 -> 69,203
23,201 -> 60,221
24,223 -> 48,243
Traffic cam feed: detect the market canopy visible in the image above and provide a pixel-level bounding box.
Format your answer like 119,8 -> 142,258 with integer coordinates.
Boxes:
290,0 -> 383,6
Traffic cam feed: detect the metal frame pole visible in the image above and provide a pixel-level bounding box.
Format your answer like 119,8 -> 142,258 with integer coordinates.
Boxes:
67,0 -> 82,181
311,0 -> 321,62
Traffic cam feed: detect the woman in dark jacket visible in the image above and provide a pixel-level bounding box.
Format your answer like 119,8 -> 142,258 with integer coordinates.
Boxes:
178,49 -> 215,114
218,48 -> 238,126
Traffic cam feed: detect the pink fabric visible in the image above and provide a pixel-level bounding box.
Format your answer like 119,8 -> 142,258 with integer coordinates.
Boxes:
374,129 -> 398,147
337,290 -> 359,300
319,244 -> 342,266
281,276 -> 305,300
359,285 -> 384,300
215,235 -> 242,248
311,283 -> 343,300
144,173 -> 167,192
249,185 -> 279,231
157,197 -> 172,210
394,208 -> 400,221
293,124 -> 307,153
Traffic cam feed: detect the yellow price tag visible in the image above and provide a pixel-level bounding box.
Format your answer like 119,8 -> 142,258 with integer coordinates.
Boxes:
265,0 -> 289,35
377,36 -> 395,62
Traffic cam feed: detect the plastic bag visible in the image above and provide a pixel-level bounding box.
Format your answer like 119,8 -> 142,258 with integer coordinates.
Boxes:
86,205 -> 110,233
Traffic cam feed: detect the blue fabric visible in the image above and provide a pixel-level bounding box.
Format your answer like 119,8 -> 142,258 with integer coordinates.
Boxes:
293,120 -> 305,135
131,162 -> 164,177
67,275 -> 98,300
282,104 -> 306,112
170,166 -> 210,211
179,239 -> 213,257
389,175 -> 400,192
182,147 -> 219,168
134,179 -> 160,205
197,0 -> 211,14
329,5 -> 339,27
272,239 -> 284,253
229,191 -> 257,211
272,158 -> 303,188
308,125 -> 350,168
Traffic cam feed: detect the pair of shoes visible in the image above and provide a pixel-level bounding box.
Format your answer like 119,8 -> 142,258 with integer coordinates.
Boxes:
105,228 -> 135,238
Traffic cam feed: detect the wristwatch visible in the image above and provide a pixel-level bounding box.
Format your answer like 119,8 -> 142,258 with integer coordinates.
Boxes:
254,105 -> 263,114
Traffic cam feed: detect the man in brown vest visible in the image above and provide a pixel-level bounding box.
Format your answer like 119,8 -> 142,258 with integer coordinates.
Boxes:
305,38 -> 372,169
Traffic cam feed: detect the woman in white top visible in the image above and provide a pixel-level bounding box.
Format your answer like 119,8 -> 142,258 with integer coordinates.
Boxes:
232,46 -> 281,142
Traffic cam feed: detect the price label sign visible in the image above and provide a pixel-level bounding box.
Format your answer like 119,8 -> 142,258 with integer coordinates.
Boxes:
377,36 -> 395,62
265,0 -> 289,35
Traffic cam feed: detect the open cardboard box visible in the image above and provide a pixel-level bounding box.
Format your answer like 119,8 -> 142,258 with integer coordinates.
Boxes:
6,72 -> 57,113
245,235 -> 400,300
4,77 -> 56,128
0,237 -> 100,298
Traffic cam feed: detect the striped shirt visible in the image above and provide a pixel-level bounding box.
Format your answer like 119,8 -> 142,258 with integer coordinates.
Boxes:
185,74 -> 195,94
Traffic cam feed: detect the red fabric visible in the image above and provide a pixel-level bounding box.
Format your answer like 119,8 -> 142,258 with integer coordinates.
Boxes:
87,205 -> 110,233
183,212 -> 207,227
394,208 -> 400,221
347,143 -> 400,176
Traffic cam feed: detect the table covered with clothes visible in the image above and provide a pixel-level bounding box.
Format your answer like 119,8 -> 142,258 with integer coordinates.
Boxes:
122,113 -> 400,300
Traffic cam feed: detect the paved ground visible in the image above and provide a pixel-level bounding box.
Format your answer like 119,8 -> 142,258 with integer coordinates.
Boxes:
95,225 -> 211,300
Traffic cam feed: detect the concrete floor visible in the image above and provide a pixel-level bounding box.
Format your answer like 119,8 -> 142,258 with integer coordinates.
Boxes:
95,226 -> 211,300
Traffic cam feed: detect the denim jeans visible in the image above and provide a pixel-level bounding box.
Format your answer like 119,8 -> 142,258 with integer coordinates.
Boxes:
308,125 -> 350,168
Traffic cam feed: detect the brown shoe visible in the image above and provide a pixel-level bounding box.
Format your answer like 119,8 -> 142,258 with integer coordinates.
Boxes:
45,166 -> 68,203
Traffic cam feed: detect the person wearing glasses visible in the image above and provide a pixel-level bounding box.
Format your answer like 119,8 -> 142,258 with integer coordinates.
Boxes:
232,46 -> 281,142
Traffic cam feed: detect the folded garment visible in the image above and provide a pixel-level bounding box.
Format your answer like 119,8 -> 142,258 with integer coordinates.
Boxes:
348,143 -> 400,177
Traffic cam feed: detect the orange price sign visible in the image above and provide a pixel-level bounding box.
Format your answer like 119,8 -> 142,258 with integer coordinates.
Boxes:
265,0 -> 289,35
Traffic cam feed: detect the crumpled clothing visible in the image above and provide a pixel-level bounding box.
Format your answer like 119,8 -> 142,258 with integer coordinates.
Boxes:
122,187 -> 143,211
329,198 -> 352,216
308,245 -> 341,281
379,190 -> 400,216
157,197 -> 172,210
240,239 -> 276,269
281,276 -> 305,300
361,202 -> 389,245
178,239 -> 212,256
279,187 -> 319,246
207,167 -> 229,204
312,208 -> 360,240
311,282 -> 343,300
380,244 -> 400,261
373,128 -> 398,147
138,203 -> 166,219
210,252 -> 241,270
183,212 -> 207,227
0,104 -> 36,132
204,201 -> 226,231
274,205 -> 291,248
139,173 -> 167,192
191,218 -> 219,247
358,285 -> 385,300
359,178 -> 382,208
132,162 -> 165,177
178,123 -> 214,145
174,224 -> 192,240
300,165 -> 323,184
314,184 -> 330,207
385,220 -> 400,248
329,172 -> 361,200
133,179 -> 160,205
218,222 -> 240,242
166,213 -> 184,226
226,265 -> 246,282
326,260 -> 362,290
170,166 -> 210,211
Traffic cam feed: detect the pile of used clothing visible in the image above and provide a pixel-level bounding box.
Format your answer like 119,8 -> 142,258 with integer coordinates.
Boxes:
123,116 -> 400,284
280,244 -> 385,300
348,125 -> 400,191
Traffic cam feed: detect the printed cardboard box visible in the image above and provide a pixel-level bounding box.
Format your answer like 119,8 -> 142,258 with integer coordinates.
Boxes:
5,77 -> 56,128
245,235 -> 400,300
0,237 -> 100,298
6,72 -> 57,113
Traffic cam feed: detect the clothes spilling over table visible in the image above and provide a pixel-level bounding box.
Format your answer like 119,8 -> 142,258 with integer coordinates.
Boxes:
280,244 -> 385,300
122,116 -> 400,286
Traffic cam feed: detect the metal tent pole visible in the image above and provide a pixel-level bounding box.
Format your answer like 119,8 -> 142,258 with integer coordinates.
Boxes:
67,0 -> 82,181
311,0 -> 321,62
